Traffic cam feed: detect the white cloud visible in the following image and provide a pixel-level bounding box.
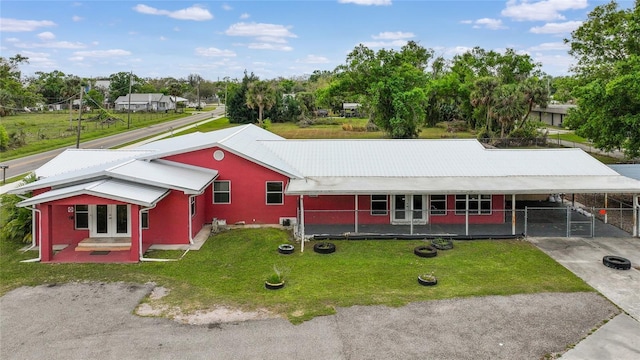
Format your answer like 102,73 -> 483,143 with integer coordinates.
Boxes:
532,53 -> 575,75
338,0 -> 392,6
240,13 -> 250,20
173,27 -> 180,32
472,18 -> 506,30
195,47 -> 236,57
37,32 -> 55,40
133,4 -> 213,21
225,22 -> 297,51
501,0 -> 587,22
0,18 -> 56,32
459,20 -> 473,24
19,50 -> 57,68
530,21 -> 582,34
72,15 -> 83,22
73,49 -> 131,57
160,36 -> 167,41
297,54 -> 330,64
222,3 -> 232,11
360,39 -> 408,48
528,42 -> 569,51
225,22 -> 296,39
372,31 -> 414,40
6,37 -> 20,42
248,43 -> 293,51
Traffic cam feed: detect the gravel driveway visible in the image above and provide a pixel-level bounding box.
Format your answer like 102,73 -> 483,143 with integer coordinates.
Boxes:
0,282 -> 619,360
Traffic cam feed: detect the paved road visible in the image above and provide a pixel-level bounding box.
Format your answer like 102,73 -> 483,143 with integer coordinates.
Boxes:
0,107 -> 225,179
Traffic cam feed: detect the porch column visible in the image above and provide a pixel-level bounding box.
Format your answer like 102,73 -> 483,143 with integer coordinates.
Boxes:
354,195 -> 359,233
511,194 -> 516,235
633,194 -> 639,238
465,195 -> 469,236
40,205 -> 53,262
300,195 -> 305,252
410,195 -> 414,235
130,204 -> 140,262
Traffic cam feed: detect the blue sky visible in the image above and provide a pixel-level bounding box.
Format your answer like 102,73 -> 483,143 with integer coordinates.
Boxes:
1,0 -> 634,81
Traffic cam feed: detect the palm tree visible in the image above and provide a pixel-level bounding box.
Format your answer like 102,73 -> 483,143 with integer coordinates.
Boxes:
518,78 -> 549,128
470,76 -> 499,132
492,84 -> 525,138
246,80 -> 276,126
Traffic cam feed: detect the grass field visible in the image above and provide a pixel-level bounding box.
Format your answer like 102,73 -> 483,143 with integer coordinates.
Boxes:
0,107 -> 214,160
0,228 -> 591,324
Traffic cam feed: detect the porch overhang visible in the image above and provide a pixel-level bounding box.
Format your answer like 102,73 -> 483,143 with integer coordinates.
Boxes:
285,175 -> 640,196
16,179 -> 170,208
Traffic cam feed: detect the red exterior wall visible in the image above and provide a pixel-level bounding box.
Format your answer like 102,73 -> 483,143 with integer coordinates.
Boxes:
304,195 -> 390,225
141,190 -> 192,245
164,147 -> 297,225
303,194 -> 506,225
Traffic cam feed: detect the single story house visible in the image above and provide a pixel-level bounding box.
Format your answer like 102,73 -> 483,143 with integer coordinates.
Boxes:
528,104 -> 577,127
114,93 -> 175,112
10,124 -> 640,263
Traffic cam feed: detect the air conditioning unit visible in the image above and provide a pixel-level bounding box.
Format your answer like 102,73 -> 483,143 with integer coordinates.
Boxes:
279,217 -> 297,226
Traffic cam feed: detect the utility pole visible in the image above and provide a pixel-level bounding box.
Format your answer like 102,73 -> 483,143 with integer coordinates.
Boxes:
224,76 -> 229,117
127,71 -> 132,129
76,86 -> 83,149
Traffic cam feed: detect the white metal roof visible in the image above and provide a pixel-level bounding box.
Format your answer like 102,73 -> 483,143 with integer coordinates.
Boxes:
138,124 -> 303,178
35,149 -> 154,178
17,179 -> 170,208
260,140 -> 618,177
107,160 -> 218,194
610,164 -> 640,181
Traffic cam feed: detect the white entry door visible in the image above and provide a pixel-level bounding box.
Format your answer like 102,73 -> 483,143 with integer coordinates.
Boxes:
90,205 -> 130,237
392,195 -> 426,224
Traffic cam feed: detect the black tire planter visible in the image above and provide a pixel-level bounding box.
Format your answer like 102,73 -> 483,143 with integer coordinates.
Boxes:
313,242 -> 336,254
414,245 -> 437,258
431,238 -> 453,250
417,275 -> 438,286
603,255 -> 632,270
265,281 -> 285,290
278,244 -> 295,255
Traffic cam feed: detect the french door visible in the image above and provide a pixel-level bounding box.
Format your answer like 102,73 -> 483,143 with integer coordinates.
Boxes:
90,205 -> 130,237
392,195 -> 426,224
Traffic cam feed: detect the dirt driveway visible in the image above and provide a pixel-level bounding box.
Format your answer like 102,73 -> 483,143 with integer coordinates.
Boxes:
0,282 -> 618,360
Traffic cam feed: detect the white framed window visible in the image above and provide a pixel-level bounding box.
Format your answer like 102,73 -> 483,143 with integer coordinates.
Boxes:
141,211 -> 149,229
75,205 -> 89,229
190,196 -> 196,217
370,195 -> 388,215
266,181 -> 284,205
455,194 -> 492,215
213,180 -> 231,204
430,195 -> 446,216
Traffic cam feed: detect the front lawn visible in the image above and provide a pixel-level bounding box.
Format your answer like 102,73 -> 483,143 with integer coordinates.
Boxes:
0,228 -> 592,324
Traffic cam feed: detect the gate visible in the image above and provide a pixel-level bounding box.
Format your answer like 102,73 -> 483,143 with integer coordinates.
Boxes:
524,206 -> 633,238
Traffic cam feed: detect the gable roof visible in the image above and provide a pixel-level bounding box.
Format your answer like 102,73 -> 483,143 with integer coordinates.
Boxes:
114,93 -> 170,104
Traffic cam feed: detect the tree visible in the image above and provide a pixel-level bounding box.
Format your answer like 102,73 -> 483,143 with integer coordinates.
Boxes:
564,0 -> 640,158
188,73 -> 203,109
0,54 -> 39,115
108,72 -> 143,103
470,76 -> 499,133
84,89 -> 104,110
518,78 -> 549,128
227,72 -> 259,124
0,174 -> 36,244
492,84 -> 525,138
246,80 -> 276,126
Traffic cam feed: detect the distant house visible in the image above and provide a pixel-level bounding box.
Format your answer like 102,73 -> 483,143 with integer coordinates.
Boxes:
114,93 -> 175,112
529,104 -> 577,127
342,103 -> 361,118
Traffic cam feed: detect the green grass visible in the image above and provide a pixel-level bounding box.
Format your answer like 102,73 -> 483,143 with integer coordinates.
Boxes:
0,228 -> 593,324
557,133 -> 588,144
0,108 -> 213,160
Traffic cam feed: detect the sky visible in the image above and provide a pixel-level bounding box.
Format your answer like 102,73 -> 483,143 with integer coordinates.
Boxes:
0,0 -> 635,81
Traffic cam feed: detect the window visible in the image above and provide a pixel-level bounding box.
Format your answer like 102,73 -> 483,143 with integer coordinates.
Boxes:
370,195 -> 388,215
266,181 -> 283,205
455,194 -> 492,215
430,195 -> 446,216
141,211 -> 149,229
75,205 -> 89,229
190,197 -> 196,217
213,181 -> 231,204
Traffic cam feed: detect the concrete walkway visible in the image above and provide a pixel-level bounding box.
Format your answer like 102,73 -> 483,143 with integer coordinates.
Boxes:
530,237 -> 640,359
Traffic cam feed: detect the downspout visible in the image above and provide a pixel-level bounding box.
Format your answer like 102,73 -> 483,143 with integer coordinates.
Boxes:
139,204 -> 187,262
21,206 -> 42,263
188,194 -> 196,245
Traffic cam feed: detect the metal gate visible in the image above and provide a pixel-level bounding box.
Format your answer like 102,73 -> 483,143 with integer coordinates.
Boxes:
524,206 -> 635,238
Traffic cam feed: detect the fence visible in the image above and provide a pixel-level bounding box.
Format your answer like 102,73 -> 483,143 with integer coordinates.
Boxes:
297,205 -> 636,240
